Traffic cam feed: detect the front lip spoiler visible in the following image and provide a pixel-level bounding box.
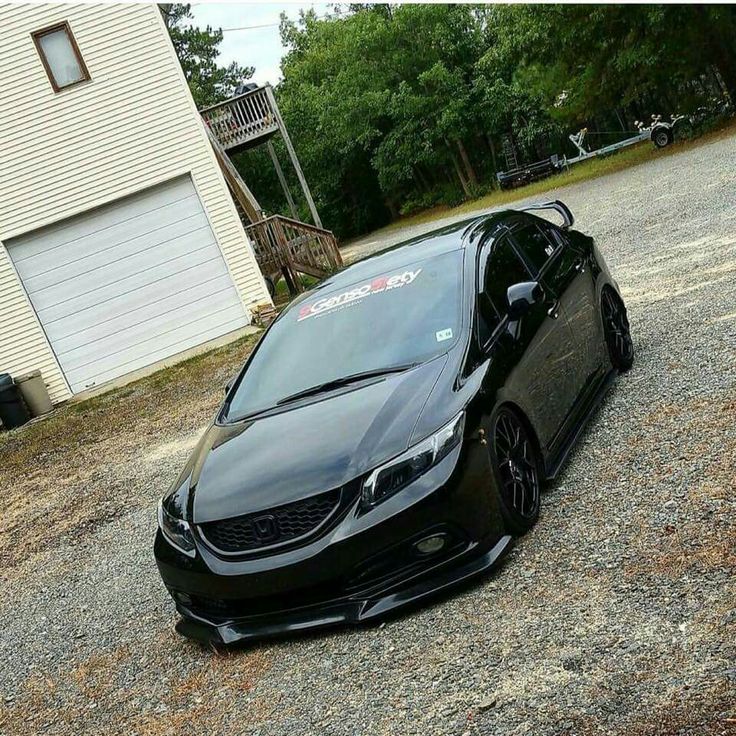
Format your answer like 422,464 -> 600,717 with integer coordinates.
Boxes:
175,534 -> 513,645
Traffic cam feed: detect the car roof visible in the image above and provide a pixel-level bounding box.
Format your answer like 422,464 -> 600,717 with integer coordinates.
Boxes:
320,212 -> 516,288
287,209 -> 526,311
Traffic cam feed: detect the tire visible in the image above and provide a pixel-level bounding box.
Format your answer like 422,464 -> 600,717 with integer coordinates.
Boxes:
601,288 -> 634,372
674,119 -> 694,141
652,126 -> 673,148
489,407 -> 542,535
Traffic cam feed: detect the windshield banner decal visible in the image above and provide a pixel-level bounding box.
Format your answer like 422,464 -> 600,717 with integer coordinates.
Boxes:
297,268 -> 422,322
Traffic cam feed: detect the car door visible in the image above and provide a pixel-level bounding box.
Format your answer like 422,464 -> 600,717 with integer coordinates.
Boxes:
509,218 -> 604,399
476,231 -> 579,452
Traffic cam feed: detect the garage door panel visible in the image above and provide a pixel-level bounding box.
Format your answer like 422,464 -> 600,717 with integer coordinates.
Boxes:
19,208 -> 208,283
63,304 -> 246,387
32,239 -> 224,318
75,314 -> 248,390
6,175 -> 248,393
10,178 -> 197,264
29,229 -> 218,312
56,288 -> 242,366
38,250 -> 228,329
50,272 -> 235,342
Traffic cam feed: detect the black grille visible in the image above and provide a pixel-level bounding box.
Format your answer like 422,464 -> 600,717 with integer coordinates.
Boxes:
199,488 -> 341,553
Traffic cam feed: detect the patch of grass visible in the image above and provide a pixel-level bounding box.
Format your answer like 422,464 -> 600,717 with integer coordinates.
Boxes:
354,118 -> 736,238
0,332 -> 261,571
273,272 -> 319,304
10,339 -> 228,434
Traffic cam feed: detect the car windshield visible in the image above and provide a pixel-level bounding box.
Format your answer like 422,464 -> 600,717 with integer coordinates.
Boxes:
225,249 -> 463,420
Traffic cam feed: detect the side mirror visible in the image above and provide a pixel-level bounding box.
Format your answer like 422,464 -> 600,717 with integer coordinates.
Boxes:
507,281 -> 543,321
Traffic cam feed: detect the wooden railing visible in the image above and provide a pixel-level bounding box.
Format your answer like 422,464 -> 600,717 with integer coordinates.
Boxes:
244,215 -> 343,295
200,86 -> 279,151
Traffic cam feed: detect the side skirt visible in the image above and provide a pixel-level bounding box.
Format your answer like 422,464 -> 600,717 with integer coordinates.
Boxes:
544,367 -> 617,480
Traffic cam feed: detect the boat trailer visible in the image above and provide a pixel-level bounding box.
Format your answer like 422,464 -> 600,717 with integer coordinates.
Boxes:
565,127 -> 651,164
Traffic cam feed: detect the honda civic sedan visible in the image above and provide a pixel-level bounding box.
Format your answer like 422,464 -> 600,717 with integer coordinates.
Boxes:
154,201 -> 633,645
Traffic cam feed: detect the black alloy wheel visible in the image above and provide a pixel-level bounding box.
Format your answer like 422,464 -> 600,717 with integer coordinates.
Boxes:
602,289 -> 634,372
492,408 -> 541,534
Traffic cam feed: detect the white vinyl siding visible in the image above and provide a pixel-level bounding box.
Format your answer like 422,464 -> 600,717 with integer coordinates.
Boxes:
0,3 -> 271,403
6,177 -> 248,393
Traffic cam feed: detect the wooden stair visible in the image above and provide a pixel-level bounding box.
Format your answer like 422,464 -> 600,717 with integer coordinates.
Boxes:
203,85 -> 341,298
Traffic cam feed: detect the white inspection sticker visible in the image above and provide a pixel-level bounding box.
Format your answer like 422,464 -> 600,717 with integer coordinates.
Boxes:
436,328 -> 453,342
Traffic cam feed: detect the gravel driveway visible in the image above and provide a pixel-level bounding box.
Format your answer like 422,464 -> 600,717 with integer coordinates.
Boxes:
1,134 -> 735,736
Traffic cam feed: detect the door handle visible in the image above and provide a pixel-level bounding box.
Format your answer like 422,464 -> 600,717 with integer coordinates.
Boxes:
574,259 -> 586,273
547,300 -> 560,319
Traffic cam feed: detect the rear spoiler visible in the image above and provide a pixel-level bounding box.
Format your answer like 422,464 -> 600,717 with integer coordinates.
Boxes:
517,200 -> 574,229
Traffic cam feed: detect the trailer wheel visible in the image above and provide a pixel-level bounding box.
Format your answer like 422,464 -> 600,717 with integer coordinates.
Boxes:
674,119 -> 694,141
652,126 -> 673,148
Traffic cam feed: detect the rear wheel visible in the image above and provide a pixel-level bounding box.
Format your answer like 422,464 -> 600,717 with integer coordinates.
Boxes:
602,288 -> 634,371
674,119 -> 694,141
490,408 -> 541,535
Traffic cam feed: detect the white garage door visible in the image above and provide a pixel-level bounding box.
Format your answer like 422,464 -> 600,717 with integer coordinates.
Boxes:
7,176 -> 248,393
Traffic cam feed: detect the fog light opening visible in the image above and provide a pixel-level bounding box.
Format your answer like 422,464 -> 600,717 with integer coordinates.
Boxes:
414,534 -> 448,556
170,590 -> 193,607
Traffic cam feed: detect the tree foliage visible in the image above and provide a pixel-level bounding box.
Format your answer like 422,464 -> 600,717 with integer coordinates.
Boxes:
167,4 -> 736,238
161,4 -> 253,108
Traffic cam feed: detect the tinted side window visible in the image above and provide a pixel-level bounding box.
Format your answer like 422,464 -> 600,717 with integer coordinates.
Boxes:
511,224 -> 557,275
544,221 -> 569,248
477,291 -> 499,346
484,236 -> 531,316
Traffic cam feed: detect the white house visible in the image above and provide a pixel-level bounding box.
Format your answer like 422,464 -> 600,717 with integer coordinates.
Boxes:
0,3 -> 272,404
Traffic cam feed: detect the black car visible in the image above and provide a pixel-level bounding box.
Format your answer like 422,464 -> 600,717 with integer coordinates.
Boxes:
155,201 -> 633,645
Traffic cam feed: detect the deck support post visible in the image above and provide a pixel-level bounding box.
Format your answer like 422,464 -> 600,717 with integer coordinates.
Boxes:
267,141 -> 299,221
273,215 -> 303,295
265,84 -> 323,229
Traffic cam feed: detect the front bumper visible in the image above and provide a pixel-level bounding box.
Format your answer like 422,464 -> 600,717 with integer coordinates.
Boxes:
174,535 -> 512,644
155,441 -> 510,645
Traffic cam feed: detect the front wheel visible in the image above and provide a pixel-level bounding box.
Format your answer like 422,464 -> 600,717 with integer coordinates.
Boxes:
490,408 -> 541,535
602,288 -> 634,372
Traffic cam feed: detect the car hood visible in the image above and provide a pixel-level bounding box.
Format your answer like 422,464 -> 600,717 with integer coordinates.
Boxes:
185,356 -> 449,523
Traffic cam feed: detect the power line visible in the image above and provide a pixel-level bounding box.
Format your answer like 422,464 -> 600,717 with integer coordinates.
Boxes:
221,22 -> 281,32
220,12 -> 333,32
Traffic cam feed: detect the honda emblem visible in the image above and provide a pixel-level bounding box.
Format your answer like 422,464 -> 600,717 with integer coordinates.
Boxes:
252,514 -> 278,542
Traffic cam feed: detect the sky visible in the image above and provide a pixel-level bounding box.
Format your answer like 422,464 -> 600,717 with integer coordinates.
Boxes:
190,3 -> 331,86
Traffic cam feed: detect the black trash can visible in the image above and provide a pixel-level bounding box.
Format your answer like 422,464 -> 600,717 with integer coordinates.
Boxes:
0,373 -> 30,430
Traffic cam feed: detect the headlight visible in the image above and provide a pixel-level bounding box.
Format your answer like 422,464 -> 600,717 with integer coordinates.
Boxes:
157,499 -> 196,557
362,411 -> 465,508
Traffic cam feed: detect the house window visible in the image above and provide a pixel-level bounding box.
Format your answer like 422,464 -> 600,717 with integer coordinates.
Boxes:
32,22 -> 90,92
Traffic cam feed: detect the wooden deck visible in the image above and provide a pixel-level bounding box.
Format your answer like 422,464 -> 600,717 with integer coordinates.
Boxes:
201,85 -> 338,297
200,86 -> 279,151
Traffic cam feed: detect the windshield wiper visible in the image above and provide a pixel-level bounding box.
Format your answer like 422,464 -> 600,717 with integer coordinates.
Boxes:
276,363 -> 418,407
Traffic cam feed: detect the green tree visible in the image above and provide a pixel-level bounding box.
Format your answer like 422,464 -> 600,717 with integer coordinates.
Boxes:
165,3 -> 736,238
161,3 -> 253,108
489,5 -> 736,126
